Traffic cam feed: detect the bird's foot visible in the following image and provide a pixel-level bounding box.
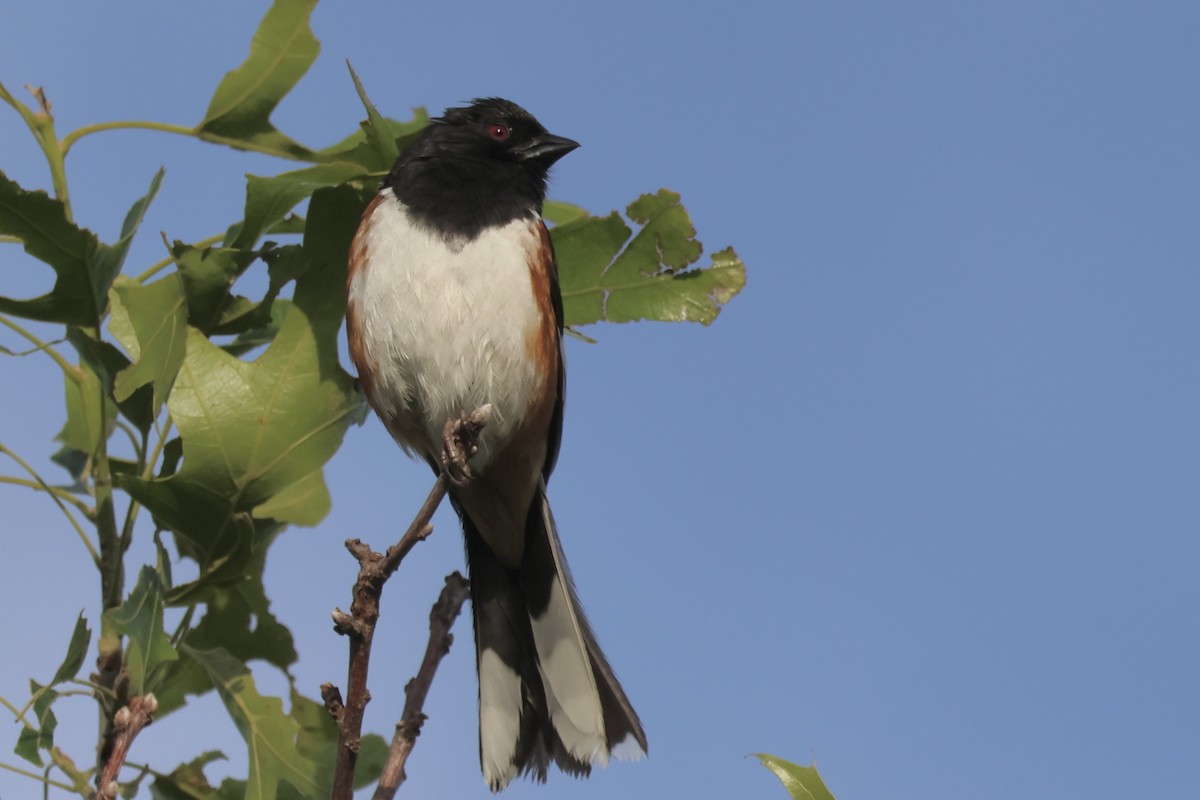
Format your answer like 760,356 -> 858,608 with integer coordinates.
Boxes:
441,404 -> 492,487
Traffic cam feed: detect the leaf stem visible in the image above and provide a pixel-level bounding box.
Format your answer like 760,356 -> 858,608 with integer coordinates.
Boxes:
0,443 -> 99,564
61,119 -> 319,162
0,82 -> 72,219
0,760 -> 76,792
0,315 -> 77,379
0,694 -> 35,730
0,475 -> 93,515
60,120 -> 195,155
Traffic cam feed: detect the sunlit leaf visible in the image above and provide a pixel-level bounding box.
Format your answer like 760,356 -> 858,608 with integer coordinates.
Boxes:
250,469 -> 329,525
184,646 -> 328,800
554,189 -> 746,326
753,754 -> 836,800
109,274 -> 188,417
105,566 -> 179,694
197,0 -> 319,159
544,199 -> 589,225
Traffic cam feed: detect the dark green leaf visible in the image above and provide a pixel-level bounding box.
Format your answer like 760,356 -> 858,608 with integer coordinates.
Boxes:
234,163 -> 367,250
554,189 -> 746,326
221,299 -> 292,357
172,244 -> 260,333
318,107 -> 429,171
345,62 -> 399,169
154,521 -> 296,716
58,360 -> 110,456
13,681 -> 57,766
108,274 -> 188,417
0,169 -> 100,325
753,754 -> 837,800
183,646 -> 328,800
50,613 -> 91,686
197,0 -> 320,159
105,566 -> 179,693
87,169 -> 165,320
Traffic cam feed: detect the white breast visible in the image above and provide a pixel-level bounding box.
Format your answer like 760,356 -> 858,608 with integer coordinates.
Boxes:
348,189 -> 546,467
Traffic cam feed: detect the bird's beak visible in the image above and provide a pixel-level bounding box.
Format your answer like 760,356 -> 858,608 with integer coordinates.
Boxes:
515,132 -> 580,164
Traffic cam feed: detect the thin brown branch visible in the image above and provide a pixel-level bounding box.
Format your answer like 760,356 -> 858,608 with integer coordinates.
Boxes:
325,407 -> 489,800
91,694 -> 156,800
372,572 -> 471,800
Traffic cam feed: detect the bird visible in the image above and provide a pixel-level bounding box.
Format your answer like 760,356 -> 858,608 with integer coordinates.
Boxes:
345,98 -> 647,790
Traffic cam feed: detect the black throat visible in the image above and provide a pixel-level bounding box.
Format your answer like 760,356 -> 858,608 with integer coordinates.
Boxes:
383,151 -> 547,243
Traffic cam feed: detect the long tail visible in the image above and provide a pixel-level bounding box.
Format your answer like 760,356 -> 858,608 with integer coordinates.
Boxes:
464,480 -> 647,790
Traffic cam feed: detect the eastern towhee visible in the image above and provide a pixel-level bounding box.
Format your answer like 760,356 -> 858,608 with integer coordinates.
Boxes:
346,98 -> 646,790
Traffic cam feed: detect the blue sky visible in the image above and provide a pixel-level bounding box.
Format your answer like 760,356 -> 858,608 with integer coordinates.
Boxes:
2,2 -> 1198,798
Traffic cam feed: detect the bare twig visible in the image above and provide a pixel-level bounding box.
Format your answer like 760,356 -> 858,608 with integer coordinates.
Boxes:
91,694 -> 156,800
325,408 -> 488,800
373,572 -> 471,800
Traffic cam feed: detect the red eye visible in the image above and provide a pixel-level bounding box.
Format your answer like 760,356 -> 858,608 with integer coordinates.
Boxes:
487,123 -> 510,141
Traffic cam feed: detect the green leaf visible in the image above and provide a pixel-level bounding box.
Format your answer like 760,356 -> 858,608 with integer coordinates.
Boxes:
154,521 -> 296,717
88,169 -> 165,319
49,747 -> 93,796
197,0 -> 320,159
0,169 -> 100,325
109,274 -> 188,417
105,566 -> 179,694
183,646 -> 328,800
287,690 -> 387,790
346,62 -> 399,169
234,162 -> 368,250
13,681 -> 57,766
50,613 -> 92,686
544,199 -> 589,225
118,203 -> 358,592
753,754 -> 837,800
250,469 -> 329,525
53,358 -> 115,479
554,189 -> 746,326
149,750 -> 227,800
172,244 -> 261,333
318,106 -> 428,171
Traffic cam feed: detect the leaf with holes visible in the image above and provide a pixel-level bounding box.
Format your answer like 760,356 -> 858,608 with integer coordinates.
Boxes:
554,189 -> 745,326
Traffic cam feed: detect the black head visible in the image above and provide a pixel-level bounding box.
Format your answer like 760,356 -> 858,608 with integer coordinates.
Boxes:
385,98 -> 579,241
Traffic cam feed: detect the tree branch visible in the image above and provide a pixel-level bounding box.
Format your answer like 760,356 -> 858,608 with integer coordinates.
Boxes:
372,572 -> 470,800
91,693 -> 156,800
324,407 -> 489,800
